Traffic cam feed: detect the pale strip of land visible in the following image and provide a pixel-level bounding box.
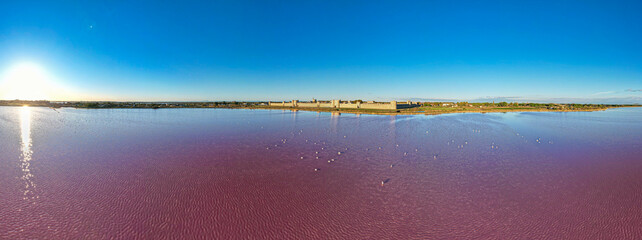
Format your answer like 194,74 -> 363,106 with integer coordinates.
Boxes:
247,105 -> 626,115
1,100 -> 639,116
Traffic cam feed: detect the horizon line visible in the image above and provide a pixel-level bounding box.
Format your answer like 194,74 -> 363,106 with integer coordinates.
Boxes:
2,98 -> 640,105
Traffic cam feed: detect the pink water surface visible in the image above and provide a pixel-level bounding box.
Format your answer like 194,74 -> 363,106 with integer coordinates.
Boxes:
1,107 -> 641,239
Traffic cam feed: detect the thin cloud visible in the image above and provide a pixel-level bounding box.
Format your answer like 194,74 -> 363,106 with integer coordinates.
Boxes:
407,97 -> 459,102
592,91 -> 616,95
470,96 -> 525,102
477,96 -> 522,100
625,89 -> 642,92
403,95 -> 641,104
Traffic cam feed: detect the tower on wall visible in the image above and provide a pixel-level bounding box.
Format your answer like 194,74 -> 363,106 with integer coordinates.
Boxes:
331,99 -> 341,108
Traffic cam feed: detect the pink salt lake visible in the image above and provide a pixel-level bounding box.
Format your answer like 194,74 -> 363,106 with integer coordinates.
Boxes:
1,106 -> 641,239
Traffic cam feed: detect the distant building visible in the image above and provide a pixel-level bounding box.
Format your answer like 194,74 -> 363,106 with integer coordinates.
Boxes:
268,99 -> 419,110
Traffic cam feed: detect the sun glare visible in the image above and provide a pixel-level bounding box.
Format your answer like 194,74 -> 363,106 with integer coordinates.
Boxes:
1,62 -> 57,100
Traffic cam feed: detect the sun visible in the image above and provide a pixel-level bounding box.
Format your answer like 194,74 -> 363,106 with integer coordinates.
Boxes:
0,62 -> 56,100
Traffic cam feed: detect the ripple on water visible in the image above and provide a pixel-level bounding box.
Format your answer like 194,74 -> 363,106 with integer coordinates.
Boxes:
1,108 -> 641,239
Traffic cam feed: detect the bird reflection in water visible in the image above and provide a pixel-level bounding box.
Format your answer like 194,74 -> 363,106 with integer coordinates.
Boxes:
20,106 -> 37,201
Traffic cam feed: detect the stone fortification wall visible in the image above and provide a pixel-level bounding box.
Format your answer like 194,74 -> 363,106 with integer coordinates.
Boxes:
268,100 -> 401,110
297,102 -> 318,108
359,103 -> 398,110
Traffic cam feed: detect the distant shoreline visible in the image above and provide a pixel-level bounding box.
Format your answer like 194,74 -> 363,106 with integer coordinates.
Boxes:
239,105 -> 638,116
1,100 -> 639,116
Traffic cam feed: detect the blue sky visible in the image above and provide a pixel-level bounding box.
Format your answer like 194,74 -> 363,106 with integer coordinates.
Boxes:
1,0 -> 641,103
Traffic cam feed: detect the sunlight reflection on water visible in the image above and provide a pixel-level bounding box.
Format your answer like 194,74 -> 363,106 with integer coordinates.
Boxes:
20,106 -> 36,201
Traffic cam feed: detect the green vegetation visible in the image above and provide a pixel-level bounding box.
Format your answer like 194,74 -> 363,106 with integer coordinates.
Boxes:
409,101 -> 633,115
0,100 -> 255,109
